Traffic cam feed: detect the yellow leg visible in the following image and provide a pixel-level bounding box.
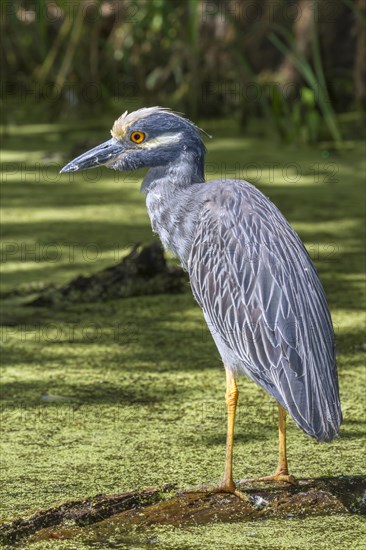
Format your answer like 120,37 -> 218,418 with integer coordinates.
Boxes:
240,402 -> 296,485
220,369 -> 238,492
217,370 -> 248,499
184,369 -> 248,501
276,403 -> 290,476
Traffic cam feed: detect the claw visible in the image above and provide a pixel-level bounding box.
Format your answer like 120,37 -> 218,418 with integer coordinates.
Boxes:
212,483 -> 250,502
183,481 -> 250,502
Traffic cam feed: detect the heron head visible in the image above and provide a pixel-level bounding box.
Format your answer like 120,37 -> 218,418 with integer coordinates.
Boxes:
60,107 -> 207,178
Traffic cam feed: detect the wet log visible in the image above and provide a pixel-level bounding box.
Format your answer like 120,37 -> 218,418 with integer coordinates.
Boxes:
0,484 -> 176,545
1,477 -> 365,545
29,243 -> 187,306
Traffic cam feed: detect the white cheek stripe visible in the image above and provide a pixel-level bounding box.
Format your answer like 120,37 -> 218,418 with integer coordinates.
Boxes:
140,132 -> 183,149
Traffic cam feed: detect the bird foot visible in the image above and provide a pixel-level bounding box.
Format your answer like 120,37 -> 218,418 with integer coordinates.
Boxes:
239,471 -> 297,486
183,481 -> 249,502
211,481 -> 249,502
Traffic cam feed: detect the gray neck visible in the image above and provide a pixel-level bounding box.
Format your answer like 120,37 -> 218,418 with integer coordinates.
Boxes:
141,152 -> 205,268
141,151 -> 204,192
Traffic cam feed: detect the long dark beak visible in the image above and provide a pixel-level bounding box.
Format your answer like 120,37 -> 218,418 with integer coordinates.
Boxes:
60,138 -> 125,173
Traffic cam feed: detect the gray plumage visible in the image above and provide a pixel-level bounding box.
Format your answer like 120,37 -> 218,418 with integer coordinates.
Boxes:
61,107 -> 342,443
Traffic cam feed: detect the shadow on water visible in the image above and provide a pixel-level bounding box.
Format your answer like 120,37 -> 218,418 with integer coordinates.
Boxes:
1,162 -> 364,306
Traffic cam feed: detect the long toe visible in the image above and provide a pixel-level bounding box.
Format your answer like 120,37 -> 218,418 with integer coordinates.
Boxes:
209,482 -> 250,503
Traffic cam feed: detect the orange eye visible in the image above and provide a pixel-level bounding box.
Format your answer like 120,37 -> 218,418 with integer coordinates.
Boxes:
130,131 -> 146,144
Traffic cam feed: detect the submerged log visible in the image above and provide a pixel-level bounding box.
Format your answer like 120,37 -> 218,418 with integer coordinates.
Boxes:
1,477 -> 365,545
0,485 -> 176,545
30,243 -> 188,306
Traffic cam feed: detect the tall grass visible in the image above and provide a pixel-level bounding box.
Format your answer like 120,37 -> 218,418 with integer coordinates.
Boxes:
268,0 -> 343,146
1,0 -> 358,145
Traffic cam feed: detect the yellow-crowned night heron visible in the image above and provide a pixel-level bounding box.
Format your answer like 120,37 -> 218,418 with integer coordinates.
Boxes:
61,107 -> 342,498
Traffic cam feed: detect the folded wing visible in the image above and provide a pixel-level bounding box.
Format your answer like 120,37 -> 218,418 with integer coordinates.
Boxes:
189,180 -> 342,442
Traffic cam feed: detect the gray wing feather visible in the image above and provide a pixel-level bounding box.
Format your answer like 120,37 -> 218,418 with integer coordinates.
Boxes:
188,180 -> 342,442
